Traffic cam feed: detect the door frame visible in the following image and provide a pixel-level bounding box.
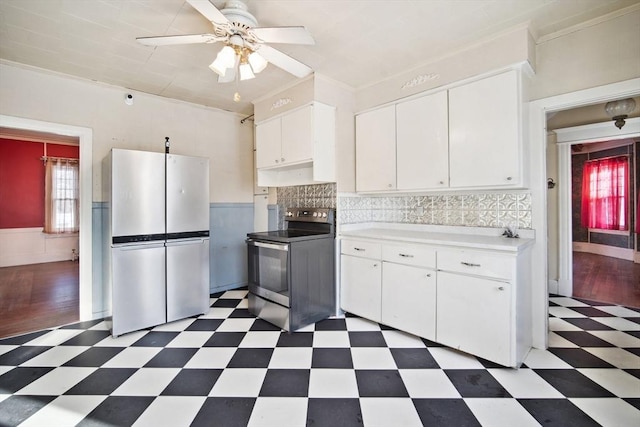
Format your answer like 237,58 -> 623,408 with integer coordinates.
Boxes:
0,114 -> 93,320
528,77 -> 640,349
554,119 -> 640,297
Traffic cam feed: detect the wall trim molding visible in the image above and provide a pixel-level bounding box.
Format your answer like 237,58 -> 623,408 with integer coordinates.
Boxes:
573,242 -> 634,261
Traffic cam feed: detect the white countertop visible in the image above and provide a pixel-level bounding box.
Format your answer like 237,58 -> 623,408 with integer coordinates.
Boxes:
338,223 -> 535,252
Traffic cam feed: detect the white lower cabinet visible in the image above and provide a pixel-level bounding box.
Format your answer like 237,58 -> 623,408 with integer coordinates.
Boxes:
339,235 -> 531,367
382,262 -> 436,341
340,254 -> 382,322
437,271 -> 512,366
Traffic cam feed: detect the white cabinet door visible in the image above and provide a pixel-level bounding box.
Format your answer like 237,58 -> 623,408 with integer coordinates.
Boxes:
355,105 -> 396,192
340,255 -> 382,322
255,118 -> 281,169
437,271 -> 512,366
281,105 -> 313,165
382,262 -> 436,341
448,70 -> 520,188
396,91 -> 449,190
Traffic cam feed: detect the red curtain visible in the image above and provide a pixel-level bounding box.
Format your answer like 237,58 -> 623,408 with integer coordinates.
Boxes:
581,156 -> 629,231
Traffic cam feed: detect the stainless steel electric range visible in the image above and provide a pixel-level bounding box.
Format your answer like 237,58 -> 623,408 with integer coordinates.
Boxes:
246,207 -> 336,332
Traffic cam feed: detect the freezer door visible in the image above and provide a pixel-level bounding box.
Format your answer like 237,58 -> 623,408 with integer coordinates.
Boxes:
166,154 -> 210,234
166,238 -> 210,322
111,149 -> 165,238
111,242 -> 166,336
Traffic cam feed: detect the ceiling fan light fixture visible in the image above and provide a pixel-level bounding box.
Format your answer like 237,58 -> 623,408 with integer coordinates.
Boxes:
239,62 -> 255,80
209,58 -> 227,76
248,51 -> 268,73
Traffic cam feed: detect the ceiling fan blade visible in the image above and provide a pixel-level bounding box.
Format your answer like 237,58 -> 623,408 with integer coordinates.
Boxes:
257,45 -> 313,78
187,0 -> 230,25
137,34 -> 224,46
251,27 -> 315,45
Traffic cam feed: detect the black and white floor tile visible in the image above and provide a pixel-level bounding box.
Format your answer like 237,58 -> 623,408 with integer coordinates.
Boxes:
1,290 -> 639,426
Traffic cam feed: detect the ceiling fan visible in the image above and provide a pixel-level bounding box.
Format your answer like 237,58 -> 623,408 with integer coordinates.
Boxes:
137,0 -> 315,100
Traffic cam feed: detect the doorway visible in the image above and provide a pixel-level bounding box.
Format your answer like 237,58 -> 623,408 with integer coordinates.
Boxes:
556,136 -> 639,307
529,78 -> 640,350
553,121 -> 639,303
0,115 -> 93,324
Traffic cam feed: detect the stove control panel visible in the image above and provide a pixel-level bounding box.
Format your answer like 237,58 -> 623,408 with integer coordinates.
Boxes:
285,208 -> 335,224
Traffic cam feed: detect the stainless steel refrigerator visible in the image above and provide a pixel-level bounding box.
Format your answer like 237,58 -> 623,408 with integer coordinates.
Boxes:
104,148 -> 210,336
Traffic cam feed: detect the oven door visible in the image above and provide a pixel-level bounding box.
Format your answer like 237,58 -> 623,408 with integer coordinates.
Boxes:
247,239 -> 290,307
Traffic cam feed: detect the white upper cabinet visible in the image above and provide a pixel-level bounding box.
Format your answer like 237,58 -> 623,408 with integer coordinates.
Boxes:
281,105 -> 314,165
255,118 -> 282,169
256,105 -> 314,168
255,102 -> 336,187
355,104 -> 396,192
396,90 -> 449,190
354,67 -> 526,193
448,70 -> 521,188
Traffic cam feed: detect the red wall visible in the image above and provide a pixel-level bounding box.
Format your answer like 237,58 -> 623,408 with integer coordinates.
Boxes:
0,138 -> 79,229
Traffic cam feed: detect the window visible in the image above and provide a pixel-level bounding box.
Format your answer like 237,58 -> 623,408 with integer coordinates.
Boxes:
44,158 -> 79,233
580,156 -> 629,231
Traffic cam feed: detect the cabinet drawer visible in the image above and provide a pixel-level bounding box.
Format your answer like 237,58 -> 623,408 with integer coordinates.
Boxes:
341,239 -> 381,259
382,244 -> 436,268
437,250 -> 514,281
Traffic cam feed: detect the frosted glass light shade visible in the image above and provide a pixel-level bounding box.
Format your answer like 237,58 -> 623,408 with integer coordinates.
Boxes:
248,52 -> 268,73
239,63 -> 255,80
605,98 -> 636,129
209,45 -> 236,76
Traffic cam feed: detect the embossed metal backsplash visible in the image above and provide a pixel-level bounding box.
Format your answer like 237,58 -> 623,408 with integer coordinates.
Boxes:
338,193 -> 532,229
276,183 -> 337,229
276,185 -> 532,230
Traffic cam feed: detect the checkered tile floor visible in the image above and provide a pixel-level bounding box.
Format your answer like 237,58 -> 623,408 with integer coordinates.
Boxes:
1,290 -> 639,427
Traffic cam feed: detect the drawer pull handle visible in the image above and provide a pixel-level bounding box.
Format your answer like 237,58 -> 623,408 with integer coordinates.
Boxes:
399,253 -> 414,258
354,247 -> 365,251
461,261 -> 481,267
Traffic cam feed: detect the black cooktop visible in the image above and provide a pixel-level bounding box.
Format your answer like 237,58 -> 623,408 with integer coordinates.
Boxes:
247,229 -> 333,243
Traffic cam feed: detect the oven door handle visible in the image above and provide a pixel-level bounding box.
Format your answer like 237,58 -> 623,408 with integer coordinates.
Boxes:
246,239 -> 289,252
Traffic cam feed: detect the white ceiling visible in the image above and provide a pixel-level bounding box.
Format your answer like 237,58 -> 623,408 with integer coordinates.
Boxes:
0,0 -> 637,115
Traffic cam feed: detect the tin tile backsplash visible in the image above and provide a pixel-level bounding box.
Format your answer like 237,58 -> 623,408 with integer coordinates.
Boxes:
337,193 -> 533,229
276,185 -> 532,230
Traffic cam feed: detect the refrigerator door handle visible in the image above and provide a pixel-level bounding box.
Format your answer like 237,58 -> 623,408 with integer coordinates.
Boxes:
113,242 -> 166,250
166,238 -> 208,247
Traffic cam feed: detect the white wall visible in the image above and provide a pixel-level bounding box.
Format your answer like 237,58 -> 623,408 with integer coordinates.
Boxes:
0,62 -> 254,204
529,8 -> 640,101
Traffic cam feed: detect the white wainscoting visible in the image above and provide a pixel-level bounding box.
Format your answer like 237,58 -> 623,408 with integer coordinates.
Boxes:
0,227 -> 79,267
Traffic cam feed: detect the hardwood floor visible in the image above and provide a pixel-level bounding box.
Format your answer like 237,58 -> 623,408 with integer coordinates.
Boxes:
573,251 -> 640,308
0,261 -> 79,339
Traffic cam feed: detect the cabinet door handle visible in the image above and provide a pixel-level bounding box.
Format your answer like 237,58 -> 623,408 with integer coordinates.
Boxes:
426,273 -> 432,278
275,159 -> 279,163
373,263 -> 378,267
498,286 -> 505,291
506,176 -> 513,181
398,253 -> 414,258
281,157 -> 285,162
354,247 -> 365,251
388,183 -> 393,188
461,261 -> 481,267
439,181 -> 444,185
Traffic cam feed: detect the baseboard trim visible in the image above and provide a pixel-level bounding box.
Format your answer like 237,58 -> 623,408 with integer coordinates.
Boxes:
548,280 -> 559,294
573,242 -> 633,261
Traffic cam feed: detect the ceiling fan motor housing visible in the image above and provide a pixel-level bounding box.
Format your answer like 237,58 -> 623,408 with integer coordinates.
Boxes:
221,0 -> 258,29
